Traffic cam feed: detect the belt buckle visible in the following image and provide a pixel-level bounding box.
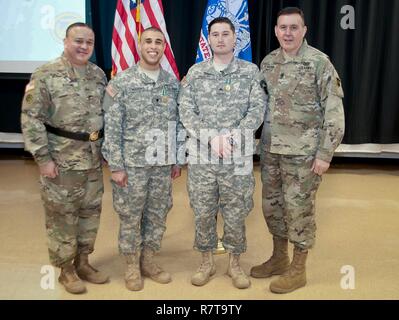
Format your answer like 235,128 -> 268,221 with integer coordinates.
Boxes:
89,131 -> 99,142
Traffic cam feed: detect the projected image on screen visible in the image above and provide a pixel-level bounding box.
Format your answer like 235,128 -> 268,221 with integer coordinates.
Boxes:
0,0 -> 85,73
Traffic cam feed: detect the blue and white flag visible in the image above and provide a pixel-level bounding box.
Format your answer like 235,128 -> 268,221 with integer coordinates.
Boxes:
196,0 -> 252,63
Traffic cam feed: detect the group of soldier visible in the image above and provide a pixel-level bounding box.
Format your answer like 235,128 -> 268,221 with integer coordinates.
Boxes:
21,7 -> 345,295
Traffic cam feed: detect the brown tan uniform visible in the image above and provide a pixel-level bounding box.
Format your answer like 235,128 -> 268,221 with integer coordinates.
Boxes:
260,40 -> 345,249
21,55 -> 107,266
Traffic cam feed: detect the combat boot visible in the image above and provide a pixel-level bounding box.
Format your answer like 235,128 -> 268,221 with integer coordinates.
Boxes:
141,247 -> 171,284
191,251 -> 216,286
227,254 -> 251,289
58,262 -> 86,294
74,253 -> 109,284
125,252 -> 144,291
269,246 -> 308,294
250,236 -> 290,278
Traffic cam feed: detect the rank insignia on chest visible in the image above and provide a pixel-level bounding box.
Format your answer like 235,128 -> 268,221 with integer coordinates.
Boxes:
152,96 -> 161,105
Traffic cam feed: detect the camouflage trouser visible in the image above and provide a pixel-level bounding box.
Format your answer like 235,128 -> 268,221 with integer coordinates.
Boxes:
111,166 -> 172,255
39,168 -> 103,267
261,152 -> 321,250
187,163 -> 255,254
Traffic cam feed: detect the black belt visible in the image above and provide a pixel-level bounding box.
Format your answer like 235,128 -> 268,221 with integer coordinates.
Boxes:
45,124 -> 103,142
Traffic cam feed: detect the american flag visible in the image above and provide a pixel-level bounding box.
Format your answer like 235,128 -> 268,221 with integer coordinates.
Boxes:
111,0 -> 180,79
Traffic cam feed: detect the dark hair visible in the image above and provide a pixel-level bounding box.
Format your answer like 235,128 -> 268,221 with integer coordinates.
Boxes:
65,22 -> 93,37
208,17 -> 235,34
141,26 -> 165,37
277,7 -> 306,25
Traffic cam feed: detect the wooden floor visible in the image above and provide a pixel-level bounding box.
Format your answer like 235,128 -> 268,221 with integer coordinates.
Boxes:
0,154 -> 398,300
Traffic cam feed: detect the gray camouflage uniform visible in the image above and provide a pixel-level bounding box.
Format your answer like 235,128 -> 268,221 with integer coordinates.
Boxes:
21,55 -> 107,267
102,66 -> 182,255
178,58 -> 267,254
260,40 -> 345,249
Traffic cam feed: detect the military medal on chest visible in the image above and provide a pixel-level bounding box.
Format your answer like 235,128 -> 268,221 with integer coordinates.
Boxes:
162,96 -> 169,104
161,85 -> 169,104
224,78 -> 231,92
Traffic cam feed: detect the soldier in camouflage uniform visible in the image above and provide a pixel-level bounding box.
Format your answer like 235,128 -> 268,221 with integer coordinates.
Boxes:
21,23 -> 109,294
102,27 -> 183,291
250,7 -> 345,293
178,17 -> 266,289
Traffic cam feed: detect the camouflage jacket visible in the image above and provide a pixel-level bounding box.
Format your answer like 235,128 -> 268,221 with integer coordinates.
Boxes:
101,65 -> 182,170
178,57 -> 267,163
260,40 -> 345,162
21,55 -> 107,170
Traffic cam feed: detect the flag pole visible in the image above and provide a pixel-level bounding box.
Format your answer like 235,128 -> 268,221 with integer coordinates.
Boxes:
136,0 -> 142,41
